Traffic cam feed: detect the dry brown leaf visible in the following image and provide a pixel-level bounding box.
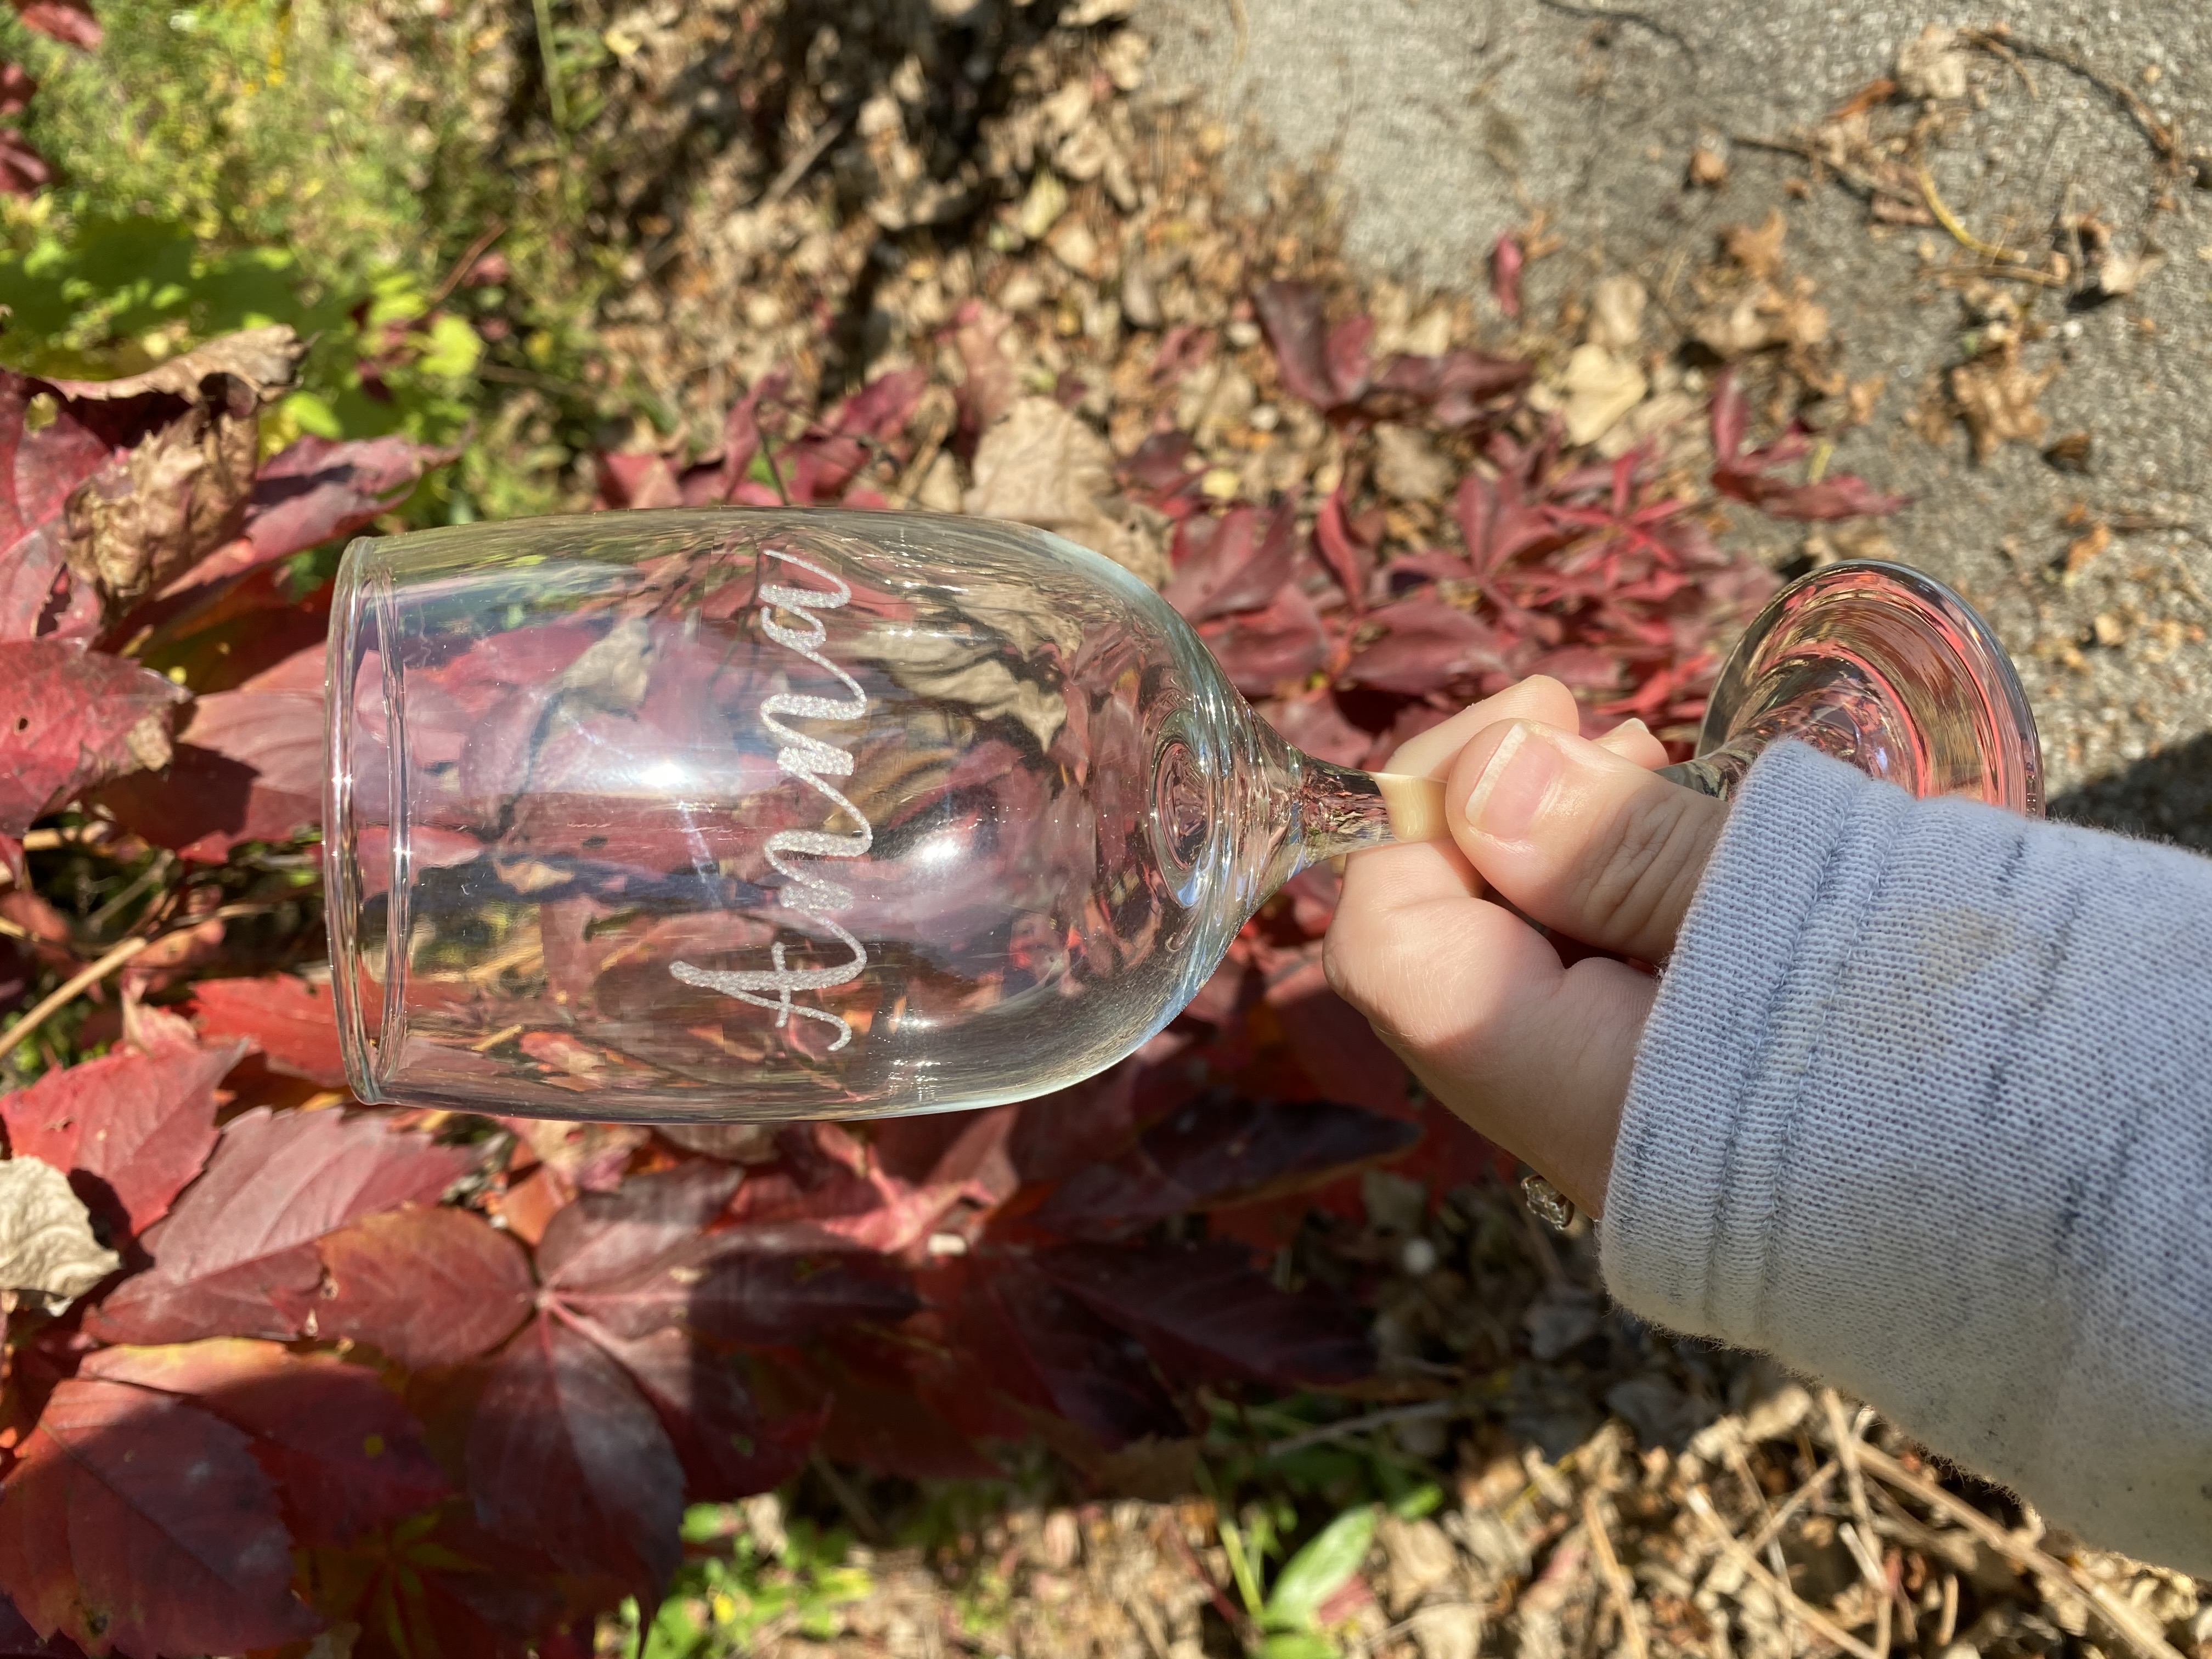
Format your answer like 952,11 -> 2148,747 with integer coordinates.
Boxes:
41,324 -> 305,405
0,1156 -> 121,1308
2064,521 -> 2112,581
1895,24 -> 1970,101
1724,208 -> 1788,280
63,391 -> 263,604
1555,344 -> 1648,447
1949,345 -> 2059,461
964,396 -> 1165,585
1587,275 -> 1647,352
1373,424 -> 1454,503
1688,144 -> 1729,188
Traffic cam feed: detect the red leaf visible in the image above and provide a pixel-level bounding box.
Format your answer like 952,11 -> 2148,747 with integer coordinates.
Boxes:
1324,314 -> 1375,408
0,641 -> 185,834
1717,467 -> 1909,520
190,974 -> 345,1085
1161,503 -> 1296,620
594,450 -> 682,511
1032,1097 -> 1419,1239
1491,233 -> 1524,320
0,129 -> 47,198
465,1312 -> 684,1595
535,1161 -> 743,1290
314,1205 -> 535,1367
1313,488 -> 1374,612
95,644 -> 323,859
1709,369 -> 1748,464
0,65 -> 33,121
952,301 -> 1017,439
534,1162 -> 917,1342
1455,472 -> 1568,579
1254,281 -> 1341,409
710,370 -> 787,504
1341,599 -> 1509,694
586,1325 -> 822,1499
1035,1241 -> 1374,1388
80,1340 -> 450,1547
1261,692 -> 1372,769
10,3 -> 99,49
0,1377 -> 321,1655
87,1107 -> 475,1345
956,1254 -> 1186,1450
233,433 -> 452,567
580,1239 -> 919,1345
0,1593 -> 80,1657
1198,585 -> 1329,696
0,1035 -> 247,1239
1260,950 -> 1415,1117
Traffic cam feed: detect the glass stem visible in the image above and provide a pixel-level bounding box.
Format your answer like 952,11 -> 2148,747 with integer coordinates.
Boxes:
1259,750 -> 1421,897
1655,740 -> 1760,802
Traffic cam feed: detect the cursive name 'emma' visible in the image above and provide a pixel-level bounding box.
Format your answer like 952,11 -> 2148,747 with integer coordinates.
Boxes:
671,548 -> 872,1050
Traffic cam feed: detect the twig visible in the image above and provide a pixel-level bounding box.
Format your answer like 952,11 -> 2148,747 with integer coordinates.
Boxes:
761,112 -> 851,208
1264,1397 -> 1467,1458
1918,163 -> 2025,262
1,935 -> 153,1059
1535,0 -> 1696,60
1820,1391 -> 1894,1613
806,1451 -> 887,1546
1581,1491 -> 1650,1659
421,220 -> 509,319
1960,28 -> 2037,98
1849,1443 -> 2186,1659
1686,1487 -> 1882,1659
1966,27 -> 2183,172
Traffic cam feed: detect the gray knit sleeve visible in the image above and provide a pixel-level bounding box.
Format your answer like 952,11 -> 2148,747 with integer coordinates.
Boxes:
1600,741 -> 2212,1575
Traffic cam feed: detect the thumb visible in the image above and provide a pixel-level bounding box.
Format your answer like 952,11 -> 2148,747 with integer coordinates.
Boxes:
1445,719 -> 1726,963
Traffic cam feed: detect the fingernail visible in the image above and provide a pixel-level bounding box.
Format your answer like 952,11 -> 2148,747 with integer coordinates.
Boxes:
1609,717 -> 1652,743
1463,721 -> 1562,842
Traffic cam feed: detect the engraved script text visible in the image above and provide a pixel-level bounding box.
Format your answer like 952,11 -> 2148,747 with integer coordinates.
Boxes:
670,549 -> 872,1049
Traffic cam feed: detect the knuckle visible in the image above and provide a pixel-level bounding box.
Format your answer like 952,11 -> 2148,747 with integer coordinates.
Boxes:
1573,794 -> 1702,947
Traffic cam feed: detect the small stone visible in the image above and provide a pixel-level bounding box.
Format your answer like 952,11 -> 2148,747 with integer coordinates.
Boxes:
1373,423 -> 1454,502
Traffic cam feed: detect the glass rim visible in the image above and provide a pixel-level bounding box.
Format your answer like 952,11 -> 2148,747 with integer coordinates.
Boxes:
322,535 -> 394,1105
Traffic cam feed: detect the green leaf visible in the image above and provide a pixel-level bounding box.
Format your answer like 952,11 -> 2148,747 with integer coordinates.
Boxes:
1263,1505 -> 1376,1632
1259,1633 -> 1339,1659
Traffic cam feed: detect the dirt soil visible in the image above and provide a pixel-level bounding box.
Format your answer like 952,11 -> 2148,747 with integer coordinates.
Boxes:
1141,0 -> 2212,847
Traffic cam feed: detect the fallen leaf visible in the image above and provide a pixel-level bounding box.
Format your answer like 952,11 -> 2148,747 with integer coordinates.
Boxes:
1491,233 -> 1524,320
1723,208 -> 1788,281
1688,144 -> 1729,188
1162,504 -> 1296,619
1344,600 -> 1509,693
1586,275 -> 1647,352
1556,344 -> 1649,447
0,1378 -> 320,1655
1372,424 -> 1454,503
0,1158 -> 118,1305
964,396 -> 1163,583
0,640 -> 186,834
1895,23 -> 1968,101
1949,345 -> 2058,461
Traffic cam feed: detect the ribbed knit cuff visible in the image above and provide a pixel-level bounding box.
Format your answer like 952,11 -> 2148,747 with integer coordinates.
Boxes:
1598,741 -> 1911,1343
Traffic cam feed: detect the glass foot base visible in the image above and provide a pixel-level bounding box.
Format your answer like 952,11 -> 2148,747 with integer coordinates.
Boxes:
1662,560 -> 2044,815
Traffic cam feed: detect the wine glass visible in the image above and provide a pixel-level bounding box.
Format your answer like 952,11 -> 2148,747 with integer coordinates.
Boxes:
323,511 -> 2040,1123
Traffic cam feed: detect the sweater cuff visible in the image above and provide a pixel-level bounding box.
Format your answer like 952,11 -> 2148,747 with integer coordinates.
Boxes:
1597,741 -> 1910,1342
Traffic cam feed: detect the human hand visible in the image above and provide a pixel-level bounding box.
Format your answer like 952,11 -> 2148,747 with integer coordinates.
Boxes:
1323,676 -> 1728,1216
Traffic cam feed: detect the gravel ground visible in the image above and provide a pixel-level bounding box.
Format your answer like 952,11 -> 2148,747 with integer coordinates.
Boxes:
1139,0 -> 2212,845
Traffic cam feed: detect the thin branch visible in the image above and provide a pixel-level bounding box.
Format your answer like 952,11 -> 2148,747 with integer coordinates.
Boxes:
1581,1490 -> 1650,1659
1849,1443 -> 2186,1659
1,935 -> 152,1059
1964,27 -> 2183,171
1686,1486 -> 1882,1659
1263,1396 -> 1468,1458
